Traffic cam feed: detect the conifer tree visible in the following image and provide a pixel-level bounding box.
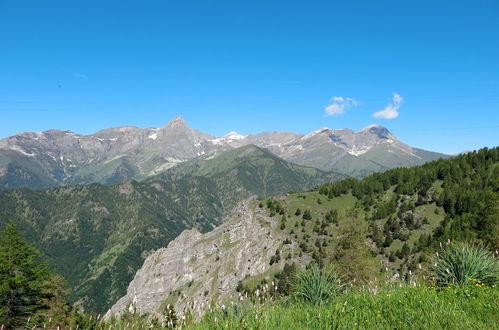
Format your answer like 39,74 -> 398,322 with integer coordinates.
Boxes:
0,221 -> 52,327
334,210 -> 377,283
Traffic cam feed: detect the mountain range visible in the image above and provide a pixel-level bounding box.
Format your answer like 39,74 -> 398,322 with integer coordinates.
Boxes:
0,117 -> 448,189
0,117 -> 452,313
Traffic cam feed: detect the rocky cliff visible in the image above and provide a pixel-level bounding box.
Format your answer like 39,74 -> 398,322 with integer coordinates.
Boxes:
106,200 -> 308,319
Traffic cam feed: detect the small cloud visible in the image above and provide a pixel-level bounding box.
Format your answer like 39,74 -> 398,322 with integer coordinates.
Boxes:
372,92 -> 403,119
324,96 -> 359,116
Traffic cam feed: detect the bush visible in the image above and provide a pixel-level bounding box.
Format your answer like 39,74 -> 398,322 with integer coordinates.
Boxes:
293,265 -> 345,305
433,243 -> 498,286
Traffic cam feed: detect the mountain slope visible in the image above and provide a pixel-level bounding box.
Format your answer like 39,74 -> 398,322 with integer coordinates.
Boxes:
222,125 -> 448,175
0,118 -> 447,189
163,145 -> 344,198
0,146 -> 345,313
0,117 -> 226,189
106,200 -> 300,319
107,147 -> 497,319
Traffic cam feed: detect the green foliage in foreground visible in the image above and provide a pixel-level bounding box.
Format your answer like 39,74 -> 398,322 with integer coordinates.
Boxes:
433,243 -> 499,286
0,222 -> 51,327
292,265 -> 345,305
0,222 -> 86,329
11,283 -> 498,329
193,284 -> 498,330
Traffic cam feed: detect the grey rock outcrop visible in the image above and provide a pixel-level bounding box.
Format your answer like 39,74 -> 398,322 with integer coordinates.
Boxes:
106,201 -> 306,319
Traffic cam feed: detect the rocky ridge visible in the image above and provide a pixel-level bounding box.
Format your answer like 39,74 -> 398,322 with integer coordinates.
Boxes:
106,200 -> 307,319
0,117 -> 447,189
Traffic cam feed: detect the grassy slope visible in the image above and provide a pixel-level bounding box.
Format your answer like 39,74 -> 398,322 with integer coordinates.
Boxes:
237,148 -> 498,294
163,145 -> 347,198
251,186 -> 445,278
193,285 -> 498,329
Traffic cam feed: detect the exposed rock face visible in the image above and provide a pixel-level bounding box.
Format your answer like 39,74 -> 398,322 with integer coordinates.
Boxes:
0,117 -> 448,189
106,201 -> 306,319
0,117 -> 225,188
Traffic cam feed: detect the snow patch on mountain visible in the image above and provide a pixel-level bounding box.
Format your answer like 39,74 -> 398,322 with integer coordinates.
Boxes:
302,127 -> 330,140
8,145 -> 36,157
224,132 -> 247,140
209,138 -> 224,145
347,146 -> 372,156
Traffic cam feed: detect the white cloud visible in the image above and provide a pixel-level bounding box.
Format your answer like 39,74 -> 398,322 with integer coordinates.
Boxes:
324,96 -> 359,116
372,92 -> 403,119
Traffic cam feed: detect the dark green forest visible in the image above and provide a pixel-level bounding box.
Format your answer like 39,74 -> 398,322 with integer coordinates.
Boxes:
317,147 -> 498,249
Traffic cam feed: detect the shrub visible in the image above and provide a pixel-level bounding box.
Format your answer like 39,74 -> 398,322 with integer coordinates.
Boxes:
293,265 -> 344,305
302,210 -> 312,220
433,243 -> 498,286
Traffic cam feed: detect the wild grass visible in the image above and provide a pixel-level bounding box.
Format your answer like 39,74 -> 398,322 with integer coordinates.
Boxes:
433,243 -> 498,286
292,265 -> 345,305
193,283 -> 499,329
12,283 -> 497,329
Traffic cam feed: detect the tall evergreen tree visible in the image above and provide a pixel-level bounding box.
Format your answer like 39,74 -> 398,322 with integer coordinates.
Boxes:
0,221 -> 52,327
334,210 -> 377,283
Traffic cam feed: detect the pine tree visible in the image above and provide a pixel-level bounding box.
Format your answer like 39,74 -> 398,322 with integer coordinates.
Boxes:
334,209 -> 377,283
0,221 -> 52,327
401,242 -> 410,258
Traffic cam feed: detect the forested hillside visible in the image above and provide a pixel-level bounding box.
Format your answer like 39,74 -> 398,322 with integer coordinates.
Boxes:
251,147 -> 498,286
0,147 -> 496,328
222,147 -> 498,298
0,145 -> 345,313
105,147 -> 498,324
318,146 -> 498,249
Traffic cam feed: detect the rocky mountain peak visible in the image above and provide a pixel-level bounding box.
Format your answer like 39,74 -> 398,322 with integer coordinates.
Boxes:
0,117 -> 448,190
40,129 -> 76,137
359,124 -> 391,139
163,116 -> 188,130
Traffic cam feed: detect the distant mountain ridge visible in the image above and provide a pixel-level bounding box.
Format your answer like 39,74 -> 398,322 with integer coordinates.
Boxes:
0,117 -> 448,189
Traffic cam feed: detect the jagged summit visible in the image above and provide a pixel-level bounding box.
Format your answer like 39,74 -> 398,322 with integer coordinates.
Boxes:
355,124 -> 392,141
162,116 -> 188,129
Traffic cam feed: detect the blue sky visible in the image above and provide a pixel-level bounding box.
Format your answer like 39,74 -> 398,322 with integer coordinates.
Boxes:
1,0 -> 498,154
